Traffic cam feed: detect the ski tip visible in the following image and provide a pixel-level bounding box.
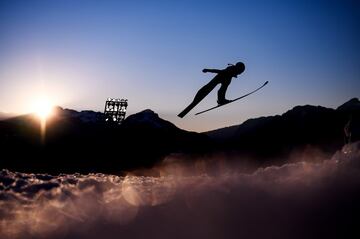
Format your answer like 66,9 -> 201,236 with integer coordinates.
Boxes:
264,81 -> 269,85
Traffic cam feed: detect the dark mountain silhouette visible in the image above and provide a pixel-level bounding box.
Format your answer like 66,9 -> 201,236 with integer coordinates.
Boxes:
0,112 -> 15,120
54,107 -> 104,123
206,98 -> 360,163
0,107 -> 210,174
0,98 -> 359,173
337,97 -> 360,111
123,109 -> 179,129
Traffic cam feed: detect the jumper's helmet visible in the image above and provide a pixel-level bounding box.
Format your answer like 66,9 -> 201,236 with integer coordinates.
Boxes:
235,62 -> 245,73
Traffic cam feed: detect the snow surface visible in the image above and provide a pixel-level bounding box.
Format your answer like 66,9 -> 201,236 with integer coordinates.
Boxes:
1,142 -> 360,239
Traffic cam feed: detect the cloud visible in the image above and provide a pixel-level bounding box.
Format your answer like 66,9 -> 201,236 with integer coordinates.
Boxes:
1,142 -> 360,239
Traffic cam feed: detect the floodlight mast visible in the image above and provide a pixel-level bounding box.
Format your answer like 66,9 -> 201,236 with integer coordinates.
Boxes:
104,98 -> 128,124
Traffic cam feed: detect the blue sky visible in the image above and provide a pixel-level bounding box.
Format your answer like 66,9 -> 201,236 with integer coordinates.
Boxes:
0,0 -> 359,131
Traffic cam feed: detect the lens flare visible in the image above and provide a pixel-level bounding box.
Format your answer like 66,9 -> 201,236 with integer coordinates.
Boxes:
32,99 -> 54,120
31,97 -> 54,143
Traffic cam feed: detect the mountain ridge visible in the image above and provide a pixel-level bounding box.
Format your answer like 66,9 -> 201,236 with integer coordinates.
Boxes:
0,106 -> 211,174
0,98 -> 359,173
206,98 -> 360,139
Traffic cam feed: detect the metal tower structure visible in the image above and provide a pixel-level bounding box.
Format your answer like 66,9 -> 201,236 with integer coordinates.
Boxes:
104,98 -> 128,124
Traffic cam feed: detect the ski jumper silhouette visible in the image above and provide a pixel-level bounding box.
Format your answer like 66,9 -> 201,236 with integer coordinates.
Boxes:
178,62 -> 245,118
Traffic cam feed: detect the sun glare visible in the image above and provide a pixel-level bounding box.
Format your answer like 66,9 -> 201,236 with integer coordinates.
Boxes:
30,97 -> 55,143
32,98 -> 54,120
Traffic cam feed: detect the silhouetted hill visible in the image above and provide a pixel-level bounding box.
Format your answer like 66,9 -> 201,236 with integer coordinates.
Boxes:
337,97 -> 360,111
0,112 -> 15,120
1,98 -> 359,173
123,109 -> 177,129
0,107 -> 211,174
53,107 -> 104,123
206,98 -> 360,162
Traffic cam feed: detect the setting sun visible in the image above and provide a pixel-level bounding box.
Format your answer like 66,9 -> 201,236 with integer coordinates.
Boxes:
30,97 -> 55,143
31,98 -> 54,120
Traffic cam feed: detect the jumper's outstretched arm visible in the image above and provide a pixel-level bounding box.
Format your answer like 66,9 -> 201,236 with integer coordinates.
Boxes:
202,68 -> 222,74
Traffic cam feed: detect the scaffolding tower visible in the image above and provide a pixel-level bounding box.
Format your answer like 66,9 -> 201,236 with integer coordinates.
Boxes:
104,98 -> 128,124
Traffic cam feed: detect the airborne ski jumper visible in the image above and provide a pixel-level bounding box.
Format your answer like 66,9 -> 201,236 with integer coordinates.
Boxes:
178,62 -> 245,118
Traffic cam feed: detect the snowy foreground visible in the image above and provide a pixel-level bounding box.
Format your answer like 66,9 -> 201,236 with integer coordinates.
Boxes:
1,143 -> 360,239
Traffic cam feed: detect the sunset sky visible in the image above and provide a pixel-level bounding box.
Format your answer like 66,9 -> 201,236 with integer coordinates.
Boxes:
0,0 -> 359,132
